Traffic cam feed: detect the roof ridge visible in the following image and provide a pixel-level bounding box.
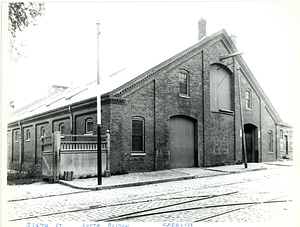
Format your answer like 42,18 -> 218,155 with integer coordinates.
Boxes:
108,29 -> 227,97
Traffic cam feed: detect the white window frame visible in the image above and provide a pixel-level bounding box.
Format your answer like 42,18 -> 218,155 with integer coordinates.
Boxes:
85,118 -> 94,135
245,89 -> 252,110
59,123 -> 66,135
131,116 -> 145,153
41,126 -> 46,138
268,131 -> 273,153
179,69 -> 190,97
26,129 -> 31,141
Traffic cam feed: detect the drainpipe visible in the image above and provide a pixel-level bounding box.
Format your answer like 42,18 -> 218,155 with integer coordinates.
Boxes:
18,121 -> 24,172
153,79 -> 156,171
201,50 -> 205,167
68,105 -> 73,135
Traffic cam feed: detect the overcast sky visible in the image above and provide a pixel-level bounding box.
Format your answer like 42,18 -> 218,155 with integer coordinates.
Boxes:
3,1 -> 300,128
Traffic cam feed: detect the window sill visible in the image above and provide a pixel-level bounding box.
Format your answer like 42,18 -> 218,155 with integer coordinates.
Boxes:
211,109 -> 234,115
131,152 -> 146,156
179,94 -> 190,99
84,133 -> 93,136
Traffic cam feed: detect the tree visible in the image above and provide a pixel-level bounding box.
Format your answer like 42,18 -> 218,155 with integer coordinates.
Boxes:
8,2 -> 45,61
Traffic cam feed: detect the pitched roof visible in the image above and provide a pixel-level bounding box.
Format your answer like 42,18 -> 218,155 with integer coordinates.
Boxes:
8,28 -> 283,124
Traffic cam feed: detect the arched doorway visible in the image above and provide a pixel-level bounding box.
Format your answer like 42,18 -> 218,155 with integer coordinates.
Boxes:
244,124 -> 259,163
170,115 -> 196,168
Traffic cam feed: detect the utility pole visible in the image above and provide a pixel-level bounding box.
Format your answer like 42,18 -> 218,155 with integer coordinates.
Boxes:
219,51 -> 247,168
96,20 -> 102,185
237,67 -> 248,168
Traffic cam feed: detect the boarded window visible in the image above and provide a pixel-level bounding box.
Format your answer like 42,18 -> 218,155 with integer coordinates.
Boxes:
210,64 -> 232,111
132,117 -> 144,152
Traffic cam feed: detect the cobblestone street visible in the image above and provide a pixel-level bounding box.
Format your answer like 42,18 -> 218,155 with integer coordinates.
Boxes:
3,164 -> 298,226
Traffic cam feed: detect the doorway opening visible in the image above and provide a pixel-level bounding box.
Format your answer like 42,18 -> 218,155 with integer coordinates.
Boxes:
244,124 -> 259,163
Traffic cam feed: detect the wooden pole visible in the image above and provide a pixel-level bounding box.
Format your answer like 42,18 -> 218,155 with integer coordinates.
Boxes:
96,21 -> 102,185
237,67 -> 248,168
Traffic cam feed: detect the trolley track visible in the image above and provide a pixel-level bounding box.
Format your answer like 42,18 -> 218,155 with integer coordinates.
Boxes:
9,191 -> 238,222
7,168 -> 293,223
7,169 -> 284,203
101,196 -> 291,222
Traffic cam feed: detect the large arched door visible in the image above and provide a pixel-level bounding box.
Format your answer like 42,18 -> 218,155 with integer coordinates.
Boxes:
170,116 -> 195,168
244,124 -> 259,163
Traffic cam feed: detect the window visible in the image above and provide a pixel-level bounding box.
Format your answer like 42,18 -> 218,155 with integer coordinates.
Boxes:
15,131 -> 19,142
245,89 -> 252,109
132,117 -> 144,152
85,118 -> 93,134
41,127 -> 46,138
280,129 -> 284,151
210,64 -> 233,112
26,129 -> 30,141
268,131 -> 273,152
280,130 -> 283,139
179,69 -> 189,96
59,123 -> 65,135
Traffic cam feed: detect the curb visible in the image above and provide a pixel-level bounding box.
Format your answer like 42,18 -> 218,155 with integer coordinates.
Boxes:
59,175 -> 196,190
58,166 -> 271,190
204,167 -> 268,174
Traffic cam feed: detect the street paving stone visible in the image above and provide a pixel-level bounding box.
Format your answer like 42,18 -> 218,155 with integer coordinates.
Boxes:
3,161 -> 297,225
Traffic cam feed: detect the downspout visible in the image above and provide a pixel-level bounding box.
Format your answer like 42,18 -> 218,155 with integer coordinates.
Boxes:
153,79 -> 156,171
34,124 -> 37,164
201,50 -> 205,167
68,105 -> 73,135
233,58 -> 237,162
259,97 -> 262,162
18,120 -> 23,172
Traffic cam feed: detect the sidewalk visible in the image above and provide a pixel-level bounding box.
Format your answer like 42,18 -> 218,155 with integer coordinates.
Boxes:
59,161 -> 293,190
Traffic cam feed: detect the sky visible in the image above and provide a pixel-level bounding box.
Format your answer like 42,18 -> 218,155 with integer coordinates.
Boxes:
2,1 -> 300,129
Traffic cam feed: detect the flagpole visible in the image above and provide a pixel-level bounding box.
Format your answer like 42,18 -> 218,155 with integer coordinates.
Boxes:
96,20 -> 102,185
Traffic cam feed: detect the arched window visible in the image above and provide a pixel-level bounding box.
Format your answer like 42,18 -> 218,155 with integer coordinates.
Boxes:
132,116 -> 145,152
85,118 -> 93,135
59,123 -> 65,135
210,64 -> 233,112
41,126 -> 46,138
26,129 -> 31,141
15,131 -> 19,142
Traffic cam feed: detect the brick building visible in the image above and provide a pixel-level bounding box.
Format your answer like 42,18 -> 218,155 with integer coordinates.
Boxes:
7,19 -> 293,175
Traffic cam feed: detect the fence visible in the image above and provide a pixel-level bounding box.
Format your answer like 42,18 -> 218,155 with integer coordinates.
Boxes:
41,130 -> 110,182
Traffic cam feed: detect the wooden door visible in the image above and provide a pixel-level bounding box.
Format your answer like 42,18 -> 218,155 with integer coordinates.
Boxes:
170,116 -> 195,168
245,130 -> 253,163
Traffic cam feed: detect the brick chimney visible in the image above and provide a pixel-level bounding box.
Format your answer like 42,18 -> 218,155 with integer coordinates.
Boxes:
198,18 -> 206,41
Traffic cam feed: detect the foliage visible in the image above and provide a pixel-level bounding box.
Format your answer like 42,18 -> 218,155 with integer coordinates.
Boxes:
8,2 -> 45,61
7,164 -> 42,185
